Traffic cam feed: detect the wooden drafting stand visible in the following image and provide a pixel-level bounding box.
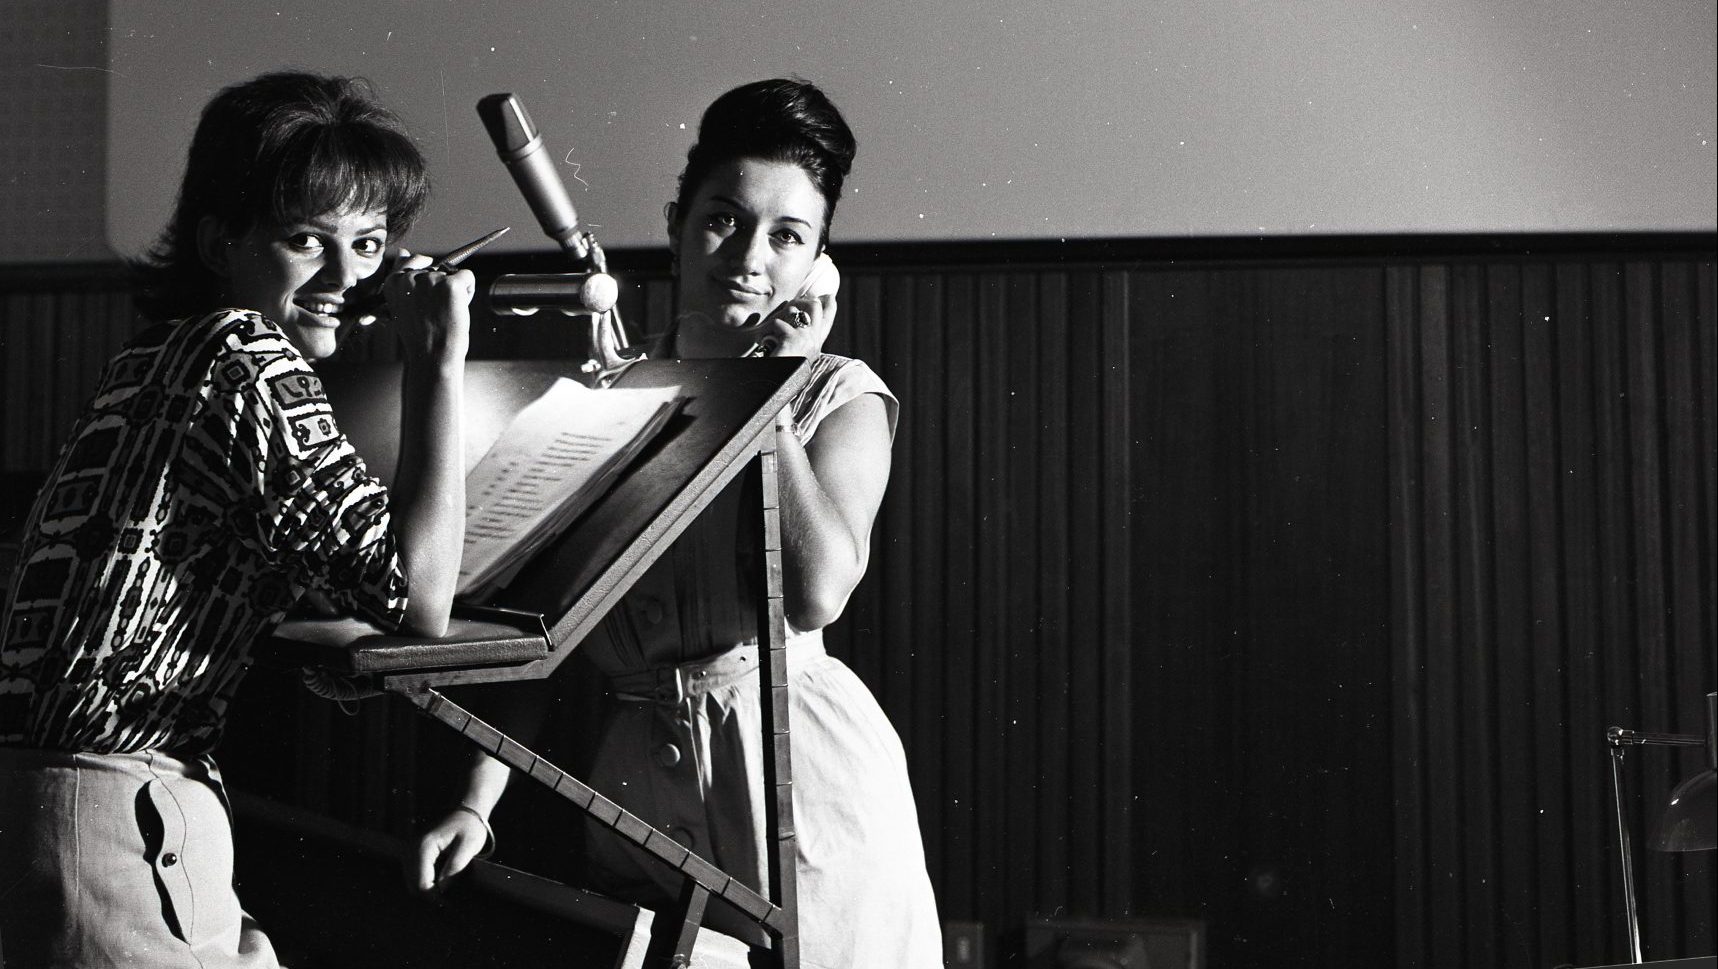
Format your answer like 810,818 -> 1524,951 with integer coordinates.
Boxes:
265,357 -> 812,969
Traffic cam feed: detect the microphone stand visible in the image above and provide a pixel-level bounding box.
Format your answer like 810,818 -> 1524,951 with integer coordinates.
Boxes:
564,233 -> 645,387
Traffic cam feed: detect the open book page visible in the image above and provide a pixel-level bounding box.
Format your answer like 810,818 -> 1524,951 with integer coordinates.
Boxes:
457,377 -> 684,599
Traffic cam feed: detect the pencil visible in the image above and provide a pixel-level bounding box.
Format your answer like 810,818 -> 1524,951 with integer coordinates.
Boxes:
432,226 -> 510,270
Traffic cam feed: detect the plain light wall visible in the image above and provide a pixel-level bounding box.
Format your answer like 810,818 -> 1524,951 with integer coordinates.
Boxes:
6,1 -> 1715,264
0,0 -> 108,264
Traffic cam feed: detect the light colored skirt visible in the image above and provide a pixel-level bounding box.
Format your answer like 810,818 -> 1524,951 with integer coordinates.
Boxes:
593,633 -> 944,969
0,746 -> 280,969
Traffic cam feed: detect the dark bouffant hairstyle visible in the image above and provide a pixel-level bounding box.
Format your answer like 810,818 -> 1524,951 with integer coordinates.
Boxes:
131,71 -> 430,321
675,78 -> 857,247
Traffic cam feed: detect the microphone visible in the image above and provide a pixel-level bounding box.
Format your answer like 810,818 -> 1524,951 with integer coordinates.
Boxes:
477,93 -> 588,260
489,272 -> 619,316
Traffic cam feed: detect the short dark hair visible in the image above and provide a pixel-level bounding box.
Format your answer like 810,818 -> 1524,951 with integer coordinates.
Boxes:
131,71 -> 430,321
674,78 -> 857,247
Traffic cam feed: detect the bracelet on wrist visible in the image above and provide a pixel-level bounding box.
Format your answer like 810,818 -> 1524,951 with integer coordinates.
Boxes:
452,803 -> 496,860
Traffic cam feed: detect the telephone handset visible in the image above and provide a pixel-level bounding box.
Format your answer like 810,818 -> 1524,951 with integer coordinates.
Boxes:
746,254 -> 840,357
794,252 -> 840,301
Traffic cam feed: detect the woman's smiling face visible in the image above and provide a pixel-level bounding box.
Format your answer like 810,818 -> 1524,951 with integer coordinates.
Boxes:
219,202 -> 389,360
670,157 -> 826,346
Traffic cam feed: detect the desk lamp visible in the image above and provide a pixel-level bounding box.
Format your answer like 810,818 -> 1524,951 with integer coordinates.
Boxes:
1607,692 -> 1717,964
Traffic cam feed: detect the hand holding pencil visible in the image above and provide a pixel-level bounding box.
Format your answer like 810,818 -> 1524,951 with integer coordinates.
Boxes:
380,230 -> 508,365
349,227 -> 510,326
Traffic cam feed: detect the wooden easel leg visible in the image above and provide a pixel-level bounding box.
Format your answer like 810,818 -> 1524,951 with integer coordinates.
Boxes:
643,880 -> 710,969
751,441 -> 799,969
395,686 -> 793,946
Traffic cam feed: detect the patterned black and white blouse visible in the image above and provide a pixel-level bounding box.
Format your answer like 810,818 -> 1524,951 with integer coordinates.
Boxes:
0,309 -> 407,754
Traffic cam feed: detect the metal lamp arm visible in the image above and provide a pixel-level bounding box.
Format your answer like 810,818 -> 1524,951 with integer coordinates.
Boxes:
1605,727 -> 1707,964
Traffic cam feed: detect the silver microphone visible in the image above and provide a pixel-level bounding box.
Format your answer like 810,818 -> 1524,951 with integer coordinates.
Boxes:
477,93 -> 588,260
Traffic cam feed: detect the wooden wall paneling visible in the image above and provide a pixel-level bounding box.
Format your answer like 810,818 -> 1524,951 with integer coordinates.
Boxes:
96,290 -> 136,400
972,269 -> 1013,931
908,271 -> 950,890
1700,263 -> 1717,615
1622,260 -> 1680,954
25,291 -> 61,469
1098,268 -> 1133,917
1386,263 -> 1430,968
1345,262 -> 1396,961
1126,267 -> 1184,914
1208,268 -> 1250,946
938,270 -> 979,922
26,293 -> 56,469
1003,269 -> 1043,930
1034,269 -> 1073,912
1249,266 -> 1321,953
1447,262 -> 1503,969
1485,261 -> 1542,962
1662,263 -> 1716,688
1,292 -> 32,473
1381,253 -> 1718,967
1647,259 -> 1715,954
1237,267 -> 1291,953
1671,260 -> 1717,956
54,285 -> 100,467
1688,259 -> 1717,958
1063,268 -> 1104,918
1225,266 -> 1390,962
1127,268 -> 1233,929
1553,260 -> 1618,962
383,697 -> 420,835
356,692 -> 393,829
1520,262 -> 1576,967
876,270 -> 919,725
1304,266 -> 1392,963
96,292 -> 131,398
320,694 -> 374,827
218,668 -> 308,811
1416,263 -> 1468,969
41,287 -> 64,468
290,680 -> 336,815
50,290 -> 85,462
1589,261 -> 1648,967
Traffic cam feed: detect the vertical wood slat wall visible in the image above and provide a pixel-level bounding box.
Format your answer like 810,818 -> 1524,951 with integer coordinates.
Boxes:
2,237 -> 1713,968
0,269 -> 137,482
813,266 -> 1142,938
1388,257 -> 1717,968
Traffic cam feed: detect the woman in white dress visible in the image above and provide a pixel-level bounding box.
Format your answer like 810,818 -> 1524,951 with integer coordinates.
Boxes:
415,78 -> 942,968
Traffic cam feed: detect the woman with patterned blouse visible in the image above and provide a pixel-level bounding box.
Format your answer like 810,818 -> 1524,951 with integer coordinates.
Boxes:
0,72 -> 472,968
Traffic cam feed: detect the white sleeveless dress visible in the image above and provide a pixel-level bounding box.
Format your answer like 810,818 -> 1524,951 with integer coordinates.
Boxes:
580,354 -> 943,968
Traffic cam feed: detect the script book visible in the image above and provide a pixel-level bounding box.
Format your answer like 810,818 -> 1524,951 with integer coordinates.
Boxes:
457,377 -> 683,600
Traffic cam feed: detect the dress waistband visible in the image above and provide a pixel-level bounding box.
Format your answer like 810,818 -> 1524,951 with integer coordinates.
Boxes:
607,636 -> 827,705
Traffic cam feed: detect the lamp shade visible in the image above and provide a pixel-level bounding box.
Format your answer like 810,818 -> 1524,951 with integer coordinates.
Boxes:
1651,691 -> 1718,852
1650,768 -> 1716,851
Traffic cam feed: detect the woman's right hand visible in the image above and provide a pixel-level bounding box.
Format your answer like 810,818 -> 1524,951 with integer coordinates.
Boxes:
384,249 -> 474,367
412,807 -> 491,892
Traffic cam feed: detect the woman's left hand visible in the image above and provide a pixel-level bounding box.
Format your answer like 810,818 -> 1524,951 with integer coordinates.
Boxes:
755,291 -> 836,359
